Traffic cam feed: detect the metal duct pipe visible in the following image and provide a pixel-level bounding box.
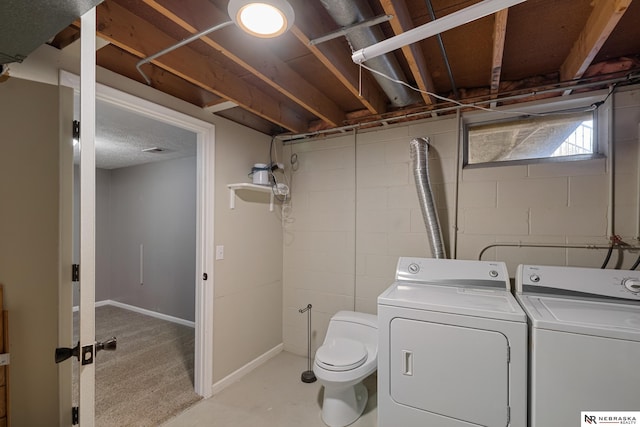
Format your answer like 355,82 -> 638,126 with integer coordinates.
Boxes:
410,137 -> 447,259
320,0 -> 420,107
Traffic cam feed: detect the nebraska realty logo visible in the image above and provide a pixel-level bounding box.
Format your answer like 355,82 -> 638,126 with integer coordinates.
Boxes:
582,412 -> 640,426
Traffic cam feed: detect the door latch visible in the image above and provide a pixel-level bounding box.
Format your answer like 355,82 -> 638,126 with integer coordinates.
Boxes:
72,406 -> 79,425
55,337 -> 117,365
55,342 -> 80,364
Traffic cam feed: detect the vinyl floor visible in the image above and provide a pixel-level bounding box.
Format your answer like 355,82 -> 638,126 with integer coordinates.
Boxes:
161,351 -> 378,427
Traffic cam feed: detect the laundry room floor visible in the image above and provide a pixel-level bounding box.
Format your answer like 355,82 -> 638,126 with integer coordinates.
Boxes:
161,351 -> 378,427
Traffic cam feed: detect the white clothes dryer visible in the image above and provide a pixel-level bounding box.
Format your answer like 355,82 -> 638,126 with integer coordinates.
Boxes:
378,257 -> 528,427
515,265 -> 640,427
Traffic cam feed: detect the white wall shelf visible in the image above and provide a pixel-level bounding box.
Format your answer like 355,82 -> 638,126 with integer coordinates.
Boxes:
227,183 -> 274,211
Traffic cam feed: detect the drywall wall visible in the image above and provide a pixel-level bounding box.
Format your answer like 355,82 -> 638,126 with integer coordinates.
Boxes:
109,156 -> 197,321
282,86 -> 640,356
96,168 -> 113,303
0,77 -> 63,425
73,167 -> 113,304
213,126 -> 284,383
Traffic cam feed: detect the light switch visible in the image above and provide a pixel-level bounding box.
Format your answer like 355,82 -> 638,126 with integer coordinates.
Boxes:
216,245 -> 224,260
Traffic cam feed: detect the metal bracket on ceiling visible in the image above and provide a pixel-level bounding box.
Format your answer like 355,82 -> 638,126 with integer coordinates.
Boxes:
308,14 -> 393,46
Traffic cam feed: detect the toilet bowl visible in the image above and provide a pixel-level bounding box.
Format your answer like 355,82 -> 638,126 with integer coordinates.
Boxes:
313,311 -> 378,427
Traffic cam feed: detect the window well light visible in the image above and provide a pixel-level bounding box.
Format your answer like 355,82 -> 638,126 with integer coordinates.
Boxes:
228,0 -> 295,38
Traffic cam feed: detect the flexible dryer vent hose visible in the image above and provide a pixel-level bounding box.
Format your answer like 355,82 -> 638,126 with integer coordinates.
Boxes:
410,137 -> 447,259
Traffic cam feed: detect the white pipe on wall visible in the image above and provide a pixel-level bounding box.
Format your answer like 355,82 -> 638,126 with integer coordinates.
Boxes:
453,108 -> 462,259
607,86 -> 615,238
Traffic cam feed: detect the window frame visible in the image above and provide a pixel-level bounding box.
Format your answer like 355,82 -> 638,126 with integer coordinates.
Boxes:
461,92 -> 609,169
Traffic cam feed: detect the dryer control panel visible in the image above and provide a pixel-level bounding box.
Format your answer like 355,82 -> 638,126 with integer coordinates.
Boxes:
396,257 -> 510,290
516,264 -> 640,301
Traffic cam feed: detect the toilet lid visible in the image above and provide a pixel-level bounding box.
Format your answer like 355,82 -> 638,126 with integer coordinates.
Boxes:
315,338 -> 368,372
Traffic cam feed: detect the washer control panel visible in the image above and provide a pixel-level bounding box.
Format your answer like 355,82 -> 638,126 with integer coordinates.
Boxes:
396,257 -> 510,290
516,264 -> 640,300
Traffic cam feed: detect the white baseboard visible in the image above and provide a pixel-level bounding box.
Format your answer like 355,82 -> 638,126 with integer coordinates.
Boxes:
72,300 -> 195,328
211,343 -> 284,395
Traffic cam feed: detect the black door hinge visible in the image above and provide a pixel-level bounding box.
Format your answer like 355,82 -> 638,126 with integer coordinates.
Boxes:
72,264 -> 80,282
72,406 -> 79,425
72,120 -> 80,141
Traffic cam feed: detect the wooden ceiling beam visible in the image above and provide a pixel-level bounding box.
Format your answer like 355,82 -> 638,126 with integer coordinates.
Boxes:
49,24 -> 81,50
379,0 -> 435,106
143,0 -> 346,127
97,44 -> 222,108
560,0 -> 632,83
289,24 -> 387,115
490,9 -> 509,97
95,1 -> 307,132
290,27 -> 387,115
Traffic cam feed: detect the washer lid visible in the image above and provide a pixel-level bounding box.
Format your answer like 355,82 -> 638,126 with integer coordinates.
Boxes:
378,282 -> 526,322
517,294 -> 640,341
315,338 -> 367,371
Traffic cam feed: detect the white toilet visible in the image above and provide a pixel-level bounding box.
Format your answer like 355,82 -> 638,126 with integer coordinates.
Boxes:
313,311 -> 378,427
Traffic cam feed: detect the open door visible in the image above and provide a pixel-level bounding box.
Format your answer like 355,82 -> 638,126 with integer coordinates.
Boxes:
77,9 -> 97,425
55,9 -> 116,426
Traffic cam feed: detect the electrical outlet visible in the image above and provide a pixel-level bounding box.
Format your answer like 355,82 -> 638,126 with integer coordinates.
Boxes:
216,245 -> 224,260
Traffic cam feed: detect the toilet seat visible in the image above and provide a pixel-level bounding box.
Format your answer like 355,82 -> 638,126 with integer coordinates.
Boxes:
315,338 -> 367,372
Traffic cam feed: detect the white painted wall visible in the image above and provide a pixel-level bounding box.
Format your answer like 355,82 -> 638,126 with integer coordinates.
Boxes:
283,86 -> 640,356
75,158 -> 197,321
213,127 -> 284,382
107,156 -> 197,321
73,167 -> 113,304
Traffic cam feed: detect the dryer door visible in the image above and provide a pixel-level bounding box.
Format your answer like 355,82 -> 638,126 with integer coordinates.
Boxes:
390,318 -> 510,427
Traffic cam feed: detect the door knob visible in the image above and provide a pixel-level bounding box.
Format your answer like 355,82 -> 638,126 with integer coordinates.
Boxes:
96,337 -> 117,353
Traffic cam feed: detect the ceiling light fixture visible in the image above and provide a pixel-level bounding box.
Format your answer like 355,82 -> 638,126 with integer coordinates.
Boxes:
137,0 -> 294,85
352,0 -> 527,64
228,0 -> 295,38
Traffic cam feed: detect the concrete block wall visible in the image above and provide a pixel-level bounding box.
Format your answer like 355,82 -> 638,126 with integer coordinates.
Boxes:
283,135 -> 356,356
282,86 -> 640,356
354,118 -> 459,314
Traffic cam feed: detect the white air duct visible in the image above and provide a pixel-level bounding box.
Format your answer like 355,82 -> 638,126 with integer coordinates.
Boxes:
320,0 -> 420,107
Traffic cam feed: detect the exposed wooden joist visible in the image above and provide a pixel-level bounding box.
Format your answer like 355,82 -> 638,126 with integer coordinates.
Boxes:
143,0 -> 345,127
97,44 -> 222,107
49,23 -> 80,50
379,0 -> 436,106
490,9 -> 509,96
96,1 -> 307,132
560,0 -> 632,83
289,7 -> 388,117
290,27 -> 387,115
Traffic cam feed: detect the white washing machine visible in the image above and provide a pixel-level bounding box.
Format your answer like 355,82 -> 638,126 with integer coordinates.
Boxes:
515,265 -> 640,427
378,257 -> 528,427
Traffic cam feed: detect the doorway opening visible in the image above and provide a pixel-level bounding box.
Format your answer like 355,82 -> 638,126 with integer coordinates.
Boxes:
61,70 -> 215,423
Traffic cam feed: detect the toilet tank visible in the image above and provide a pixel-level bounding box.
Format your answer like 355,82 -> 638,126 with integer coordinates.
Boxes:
326,311 -> 378,350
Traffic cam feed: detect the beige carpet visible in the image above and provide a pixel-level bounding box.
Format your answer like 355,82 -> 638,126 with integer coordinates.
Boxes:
74,305 -> 202,426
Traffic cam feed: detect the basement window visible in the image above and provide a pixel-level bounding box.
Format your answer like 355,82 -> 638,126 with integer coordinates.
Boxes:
464,111 -> 597,166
